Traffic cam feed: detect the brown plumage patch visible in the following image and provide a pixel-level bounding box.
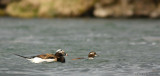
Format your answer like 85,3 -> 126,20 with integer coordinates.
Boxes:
88,54 -> 95,58
37,53 -> 56,59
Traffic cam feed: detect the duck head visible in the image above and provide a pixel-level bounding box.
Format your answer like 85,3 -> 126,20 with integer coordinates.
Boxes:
55,49 -> 67,63
55,49 -> 68,56
88,51 -> 98,59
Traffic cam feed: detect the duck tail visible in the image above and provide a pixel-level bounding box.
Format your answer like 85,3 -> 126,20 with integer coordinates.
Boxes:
14,54 -> 30,59
72,57 -> 85,60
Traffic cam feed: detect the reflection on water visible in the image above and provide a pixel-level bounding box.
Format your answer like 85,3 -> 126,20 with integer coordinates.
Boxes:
0,18 -> 160,76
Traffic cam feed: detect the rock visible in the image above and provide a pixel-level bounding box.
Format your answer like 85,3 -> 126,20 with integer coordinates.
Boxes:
6,0 -> 39,18
150,1 -> 160,18
5,0 -> 160,18
0,0 -> 21,9
0,9 -> 6,16
0,0 -> 11,5
94,0 -> 160,18
6,0 -> 95,18
0,0 -> 20,16
133,0 -> 156,16
98,0 -> 115,5
94,0 -> 133,18
53,0 -> 95,17
94,3 -> 113,18
37,0 -> 56,18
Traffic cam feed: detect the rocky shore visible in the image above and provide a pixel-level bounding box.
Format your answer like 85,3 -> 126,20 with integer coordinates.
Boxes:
0,0 -> 160,18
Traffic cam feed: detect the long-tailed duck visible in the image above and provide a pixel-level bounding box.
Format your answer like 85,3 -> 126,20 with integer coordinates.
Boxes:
72,51 -> 98,60
88,51 -> 98,59
14,49 -> 67,63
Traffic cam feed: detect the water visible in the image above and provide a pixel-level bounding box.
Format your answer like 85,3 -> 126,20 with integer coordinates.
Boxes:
0,18 -> 160,76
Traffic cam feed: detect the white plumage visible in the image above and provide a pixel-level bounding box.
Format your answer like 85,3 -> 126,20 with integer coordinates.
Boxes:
27,57 -> 56,63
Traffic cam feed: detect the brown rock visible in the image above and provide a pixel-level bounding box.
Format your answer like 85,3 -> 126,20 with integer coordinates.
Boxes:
133,0 -> 156,16
53,0 -> 95,17
6,0 -> 39,18
5,0 -> 160,18
0,9 -> 6,16
94,0 -> 133,18
150,1 -> 160,18
6,0 -> 95,18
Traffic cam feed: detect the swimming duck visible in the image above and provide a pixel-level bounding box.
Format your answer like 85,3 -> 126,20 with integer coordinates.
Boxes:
72,51 -> 98,60
14,49 -> 67,63
88,51 -> 98,59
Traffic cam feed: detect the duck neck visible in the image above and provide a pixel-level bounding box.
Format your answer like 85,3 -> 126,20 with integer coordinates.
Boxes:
88,54 -> 95,58
57,56 -> 65,63
55,53 -> 65,63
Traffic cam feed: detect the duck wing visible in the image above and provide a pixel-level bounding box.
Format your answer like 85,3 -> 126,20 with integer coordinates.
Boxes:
36,53 -> 56,59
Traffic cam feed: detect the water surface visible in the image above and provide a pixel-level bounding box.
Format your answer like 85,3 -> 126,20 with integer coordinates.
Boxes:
0,18 -> 160,76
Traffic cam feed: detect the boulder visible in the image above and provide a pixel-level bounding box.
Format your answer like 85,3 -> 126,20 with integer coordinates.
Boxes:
150,1 -> 160,18
94,0 -> 133,18
133,0 -> 156,16
6,0 -> 95,18
94,0 -> 159,18
5,0 -> 160,18
0,9 -> 6,16
6,0 -> 40,18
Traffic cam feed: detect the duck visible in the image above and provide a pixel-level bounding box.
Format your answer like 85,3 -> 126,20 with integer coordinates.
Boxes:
14,49 -> 67,63
88,51 -> 98,59
72,51 -> 98,60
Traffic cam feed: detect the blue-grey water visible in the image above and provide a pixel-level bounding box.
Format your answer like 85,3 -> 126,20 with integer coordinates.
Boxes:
0,18 -> 160,76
